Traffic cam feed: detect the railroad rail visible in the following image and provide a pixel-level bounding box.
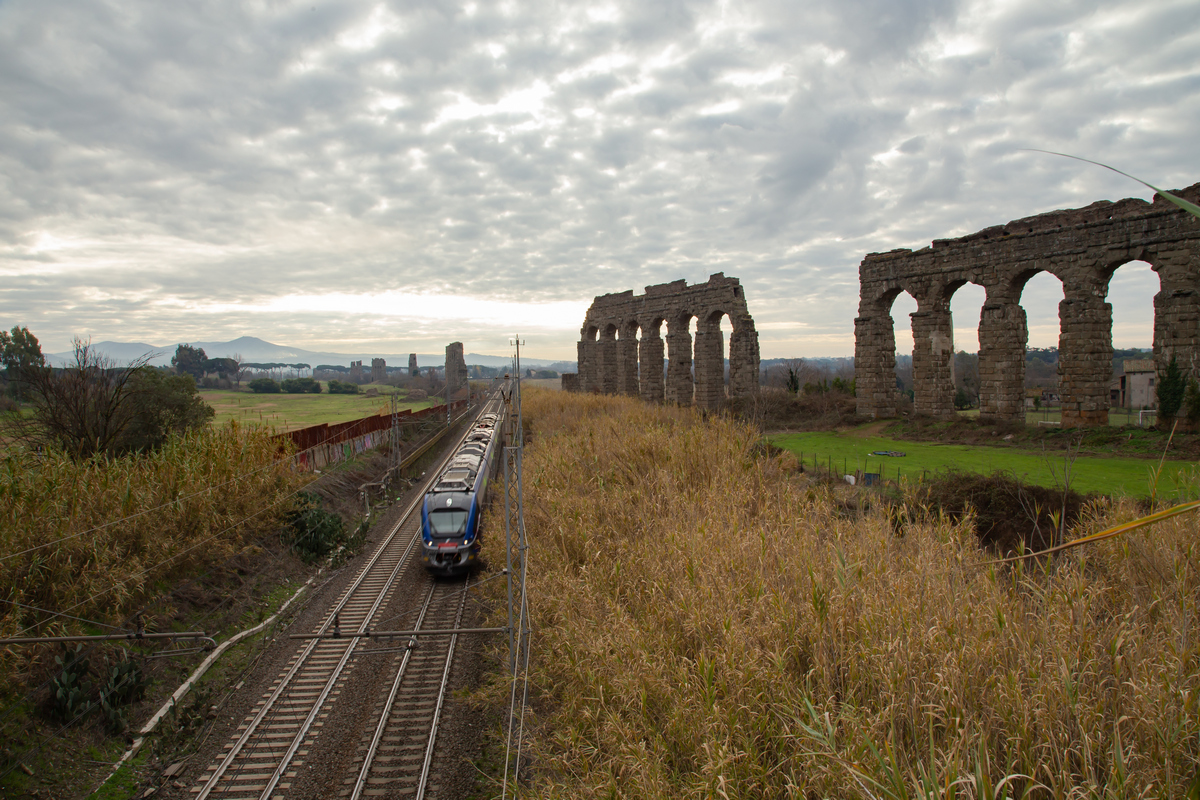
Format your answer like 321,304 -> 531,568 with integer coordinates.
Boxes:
189,392 -> 506,800
342,578 -> 470,798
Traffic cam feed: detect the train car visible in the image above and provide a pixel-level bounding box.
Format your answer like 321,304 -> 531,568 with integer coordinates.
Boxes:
420,412 -> 501,573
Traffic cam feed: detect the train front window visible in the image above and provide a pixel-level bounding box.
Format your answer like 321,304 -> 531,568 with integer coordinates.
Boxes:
429,510 -> 468,536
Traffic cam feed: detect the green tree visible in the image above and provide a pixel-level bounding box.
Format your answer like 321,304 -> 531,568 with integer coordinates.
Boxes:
0,325 -> 46,400
118,370 -> 214,452
171,343 -> 207,380
1184,378 -> 1200,427
1156,356 -> 1186,420
204,357 -> 238,379
248,378 -> 281,394
281,377 -> 321,394
327,380 -> 359,395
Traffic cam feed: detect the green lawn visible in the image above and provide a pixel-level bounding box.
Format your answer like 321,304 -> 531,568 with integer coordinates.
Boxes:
770,429 -> 1198,499
201,387 -> 437,432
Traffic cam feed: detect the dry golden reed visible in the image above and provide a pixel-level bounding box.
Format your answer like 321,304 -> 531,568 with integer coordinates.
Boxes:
484,388 -> 1200,799
0,422 -> 308,643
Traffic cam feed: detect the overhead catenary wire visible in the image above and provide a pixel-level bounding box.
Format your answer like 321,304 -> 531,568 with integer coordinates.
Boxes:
0,597 -> 131,633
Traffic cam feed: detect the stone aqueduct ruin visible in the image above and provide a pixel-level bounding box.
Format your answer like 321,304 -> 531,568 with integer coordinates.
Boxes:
855,185 -> 1200,426
566,273 -> 760,409
564,187 -> 1199,423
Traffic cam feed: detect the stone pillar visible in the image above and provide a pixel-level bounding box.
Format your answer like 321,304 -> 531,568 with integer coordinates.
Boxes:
854,315 -> 897,418
910,303 -> 956,417
639,329 -> 665,402
445,342 -> 468,399
617,327 -> 639,396
728,316 -> 760,398
597,327 -> 618,394
978,301 -> 1027,422
1058,292 -> 1112,427
665,322 -> 693,405
693,319 -> 724,411
1153,252 -> 1200,386
577,338 -> 597,392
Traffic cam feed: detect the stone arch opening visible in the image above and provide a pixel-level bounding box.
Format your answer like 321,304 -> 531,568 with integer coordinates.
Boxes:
948,281 -> 986,409
1106,260 -> 1158,350
1105,260 -> 1159,418
1016,270 -> 1064,419
886,289 -> 918,407
616,319 -> 640,396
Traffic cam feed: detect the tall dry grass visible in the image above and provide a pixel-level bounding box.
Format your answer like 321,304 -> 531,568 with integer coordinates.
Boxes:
484,389 -> 1200,798
0,422 -> 308,644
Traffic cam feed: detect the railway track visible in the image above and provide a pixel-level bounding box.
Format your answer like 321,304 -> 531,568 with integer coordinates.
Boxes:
189,394 -> 504,800
342,578 -> 470,798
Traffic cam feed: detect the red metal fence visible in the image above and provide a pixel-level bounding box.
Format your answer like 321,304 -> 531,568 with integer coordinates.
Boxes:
273,399 -> 470,471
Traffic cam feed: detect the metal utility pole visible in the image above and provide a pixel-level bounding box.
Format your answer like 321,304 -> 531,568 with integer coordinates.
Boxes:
390,392 -> 400,473
503,337 -> 528,676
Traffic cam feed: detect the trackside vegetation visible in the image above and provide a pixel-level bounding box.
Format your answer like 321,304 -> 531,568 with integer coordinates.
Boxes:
0,423 -> 309,677
483,389 -> 1200,798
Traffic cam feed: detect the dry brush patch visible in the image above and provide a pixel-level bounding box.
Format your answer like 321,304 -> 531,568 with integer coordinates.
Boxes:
0,422 -> 309,675
483,389 -> 1200,799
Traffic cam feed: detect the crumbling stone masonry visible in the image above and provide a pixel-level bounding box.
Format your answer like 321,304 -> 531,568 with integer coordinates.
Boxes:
371,358 -> 386,382
854,184 -> 1200,427
445,342 -> 469,400
566,273 -> 760,410
408,353 -> 419,377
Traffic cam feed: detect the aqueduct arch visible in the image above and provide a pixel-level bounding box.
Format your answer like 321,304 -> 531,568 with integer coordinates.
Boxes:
568,273 -> 760,410
855,184 -> 1200,426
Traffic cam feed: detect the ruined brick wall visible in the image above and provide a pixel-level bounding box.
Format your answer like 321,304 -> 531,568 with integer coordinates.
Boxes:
569,273 -> 760,410
349,360 -> 363,383
854,185 -> 1200,427
408,353 -> 419,376
371,358 -> 386,382
445,342 -> 469,399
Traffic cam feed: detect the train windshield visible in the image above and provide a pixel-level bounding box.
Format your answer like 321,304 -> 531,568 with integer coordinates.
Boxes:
428,510 -> 468,536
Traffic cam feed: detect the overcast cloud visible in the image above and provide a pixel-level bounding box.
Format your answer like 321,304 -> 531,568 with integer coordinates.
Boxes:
1,0 -> 1197,360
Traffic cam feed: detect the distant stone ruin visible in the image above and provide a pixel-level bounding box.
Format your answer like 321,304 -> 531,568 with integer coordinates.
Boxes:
371,358 -> 386,382
854,184 -> 1200,426
408,353 -> 419,377
445,342 -> 469,399
565,273 -> 760,410
349,360 -> 363,382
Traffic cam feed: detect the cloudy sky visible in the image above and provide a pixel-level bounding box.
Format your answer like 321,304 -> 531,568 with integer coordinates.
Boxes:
1,0 -> 1197,361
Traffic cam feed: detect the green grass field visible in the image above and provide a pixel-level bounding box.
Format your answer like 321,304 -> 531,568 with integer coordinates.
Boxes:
201,387 -> 437,432
770,428 -> 1198,499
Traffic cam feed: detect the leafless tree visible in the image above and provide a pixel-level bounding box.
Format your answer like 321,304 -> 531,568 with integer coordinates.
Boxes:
8,339 -> 151,458
232,352 -> 247,388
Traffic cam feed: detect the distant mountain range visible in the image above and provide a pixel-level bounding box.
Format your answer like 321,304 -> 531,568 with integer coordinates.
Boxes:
46,336 -> 570,370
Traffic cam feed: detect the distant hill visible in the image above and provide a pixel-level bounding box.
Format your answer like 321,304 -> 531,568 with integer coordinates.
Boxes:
46,336 -> 568,370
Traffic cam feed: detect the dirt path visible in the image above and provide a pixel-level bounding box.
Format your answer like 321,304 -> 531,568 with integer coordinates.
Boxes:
850,420 -> 890,438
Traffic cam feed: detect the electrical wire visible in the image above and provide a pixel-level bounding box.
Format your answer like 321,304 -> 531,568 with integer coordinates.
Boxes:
0,597 -> 130,633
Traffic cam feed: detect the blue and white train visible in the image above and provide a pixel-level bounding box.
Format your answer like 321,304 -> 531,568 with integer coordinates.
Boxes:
420,412 -> 501,573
